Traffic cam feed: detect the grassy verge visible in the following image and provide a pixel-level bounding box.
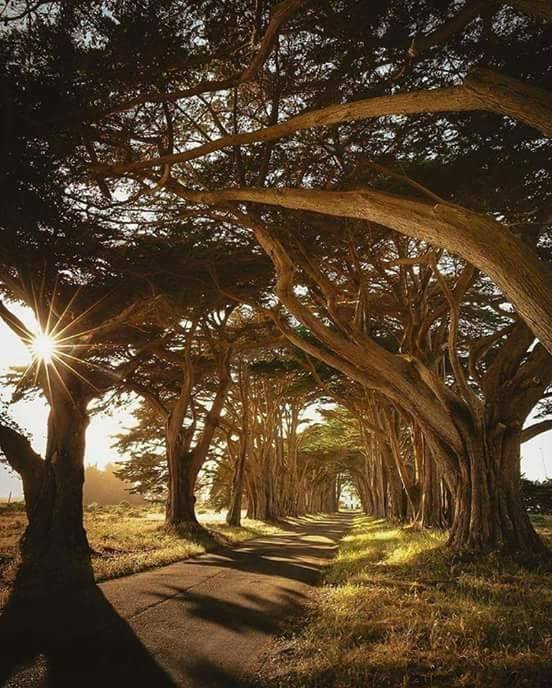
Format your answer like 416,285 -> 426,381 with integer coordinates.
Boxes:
255,515 -> 552,688
0,502 -> 283,606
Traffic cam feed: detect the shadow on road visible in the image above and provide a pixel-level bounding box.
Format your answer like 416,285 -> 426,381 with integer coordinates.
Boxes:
0,558 -> 177,688
186,513 -> 351,585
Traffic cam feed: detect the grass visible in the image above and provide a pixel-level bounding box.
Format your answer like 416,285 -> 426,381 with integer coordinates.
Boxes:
0,502 -> 283,606
254,515 -> 552,688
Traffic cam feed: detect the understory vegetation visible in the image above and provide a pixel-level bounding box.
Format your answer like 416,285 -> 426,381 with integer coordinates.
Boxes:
255,516 -> 552,688
0,502 -> 283,607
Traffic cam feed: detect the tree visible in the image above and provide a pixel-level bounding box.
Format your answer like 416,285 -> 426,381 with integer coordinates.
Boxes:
122,284 -> 275,528
248,215 -> 551,552
0,256 -> 165,579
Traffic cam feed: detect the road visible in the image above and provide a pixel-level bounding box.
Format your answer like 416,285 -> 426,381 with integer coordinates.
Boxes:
0,512 -> 352,688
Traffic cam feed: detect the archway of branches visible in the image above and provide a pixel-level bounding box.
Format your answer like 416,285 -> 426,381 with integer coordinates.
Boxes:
0,0 -> 551,594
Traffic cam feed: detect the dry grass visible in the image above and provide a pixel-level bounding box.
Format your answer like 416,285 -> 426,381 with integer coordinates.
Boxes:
255,515 -> 552,688
0,502 -> 283,606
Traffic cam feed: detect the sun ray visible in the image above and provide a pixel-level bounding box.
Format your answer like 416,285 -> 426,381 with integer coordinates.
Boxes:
49,285 -> 83,340
48,356 -> 75,404
51,291 -> 111,341
43,354 -> 56,408
56,350 -> 110,375
53,353 -> 102,393
44,272 -> 60,336
30,277 -> 42,334
32,356 -> 41,387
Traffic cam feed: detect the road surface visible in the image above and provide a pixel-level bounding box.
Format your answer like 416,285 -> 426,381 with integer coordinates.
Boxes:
0,513 -> 352,687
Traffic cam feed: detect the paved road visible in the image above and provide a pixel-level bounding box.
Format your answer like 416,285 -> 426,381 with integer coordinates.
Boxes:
0,513 -> 352,688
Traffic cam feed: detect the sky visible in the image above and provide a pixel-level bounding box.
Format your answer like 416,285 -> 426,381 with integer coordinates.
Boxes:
0,304 -> 551,499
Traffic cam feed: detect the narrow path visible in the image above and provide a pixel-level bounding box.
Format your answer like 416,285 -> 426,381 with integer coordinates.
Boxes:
0,512 -> 353,688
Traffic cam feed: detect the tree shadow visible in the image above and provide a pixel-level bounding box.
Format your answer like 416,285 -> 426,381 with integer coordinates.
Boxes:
186,513 -> 352,585
0,513 -> 353,687
143,585 -> 308,635
0,556 -> 177,688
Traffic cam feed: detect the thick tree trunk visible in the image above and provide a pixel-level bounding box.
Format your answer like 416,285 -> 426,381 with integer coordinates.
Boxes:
165,446 -> 200,529
370,449 -> 388,518
25,400 -> 89,552
447,430 -> 546,555
355,474 -> 374,514
382,446 -> 407,521
319,478 -> 338,513
266,475 -> 281,520
245,480 -> 257,520
419,448 -> 448,528
3,395 -> 93,595
249,480 -> 270,520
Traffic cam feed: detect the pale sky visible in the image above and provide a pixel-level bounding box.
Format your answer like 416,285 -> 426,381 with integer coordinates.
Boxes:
0,304 -> 551,498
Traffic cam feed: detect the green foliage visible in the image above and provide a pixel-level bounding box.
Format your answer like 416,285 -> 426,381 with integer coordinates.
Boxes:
299,408 -> 363,464
112,404 -> 166,497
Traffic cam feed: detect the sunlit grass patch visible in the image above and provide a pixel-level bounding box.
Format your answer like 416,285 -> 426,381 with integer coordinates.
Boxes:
255,516 -> 552,688
88,508 -> 285,581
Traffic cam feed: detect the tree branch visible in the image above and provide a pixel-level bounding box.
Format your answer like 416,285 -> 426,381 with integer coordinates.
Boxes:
98,0 -> 304,118
521,419 -> 552,443
0,299 -> 34,343
0,423 -> 43,477
93,69 -> 551,176
169,183 -> 552,356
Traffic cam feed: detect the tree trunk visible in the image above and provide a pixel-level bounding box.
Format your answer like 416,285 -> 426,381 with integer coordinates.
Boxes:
252,480 -> 270,520
11,395 -> 93,594
226,439 -> 247,526
355,473 -> 374,514
319,478 -> 338,513
165,446 -> 200,529
447,429 -> 546,555
420,446 -> 447,528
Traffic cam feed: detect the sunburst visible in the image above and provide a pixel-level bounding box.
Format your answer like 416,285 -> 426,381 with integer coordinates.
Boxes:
2,284 -> 125,404
31,331 -> 57,364
22,307 -> 103,399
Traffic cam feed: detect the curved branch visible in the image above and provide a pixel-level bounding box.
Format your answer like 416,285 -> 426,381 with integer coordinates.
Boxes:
99,0 -> 304,118
93,69 -> 551,176
0,300 -> 34,343
171,184 -> 552,355
410,0 -> 492,58
0,423 -> 43,478
94,85 -> 485,174
230,211 -> 465,455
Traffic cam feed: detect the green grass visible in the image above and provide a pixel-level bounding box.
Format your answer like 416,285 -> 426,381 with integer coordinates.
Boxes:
255,515 -> 552,688
0,502 -> 283,606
